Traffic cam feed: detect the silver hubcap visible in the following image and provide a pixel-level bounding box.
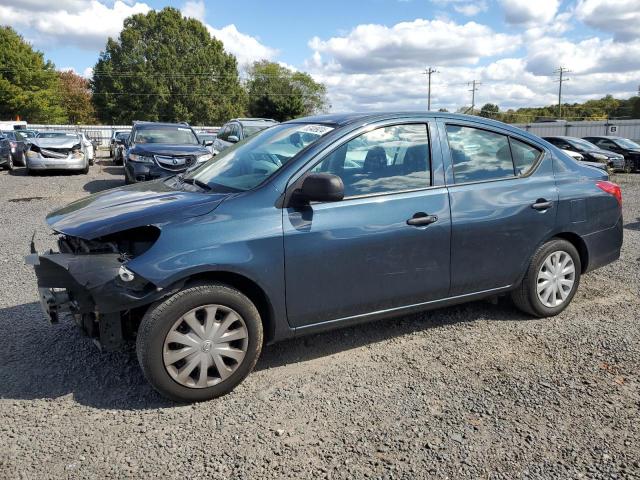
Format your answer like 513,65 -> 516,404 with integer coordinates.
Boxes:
536,251 -> 576,308
163,304 -> 248,389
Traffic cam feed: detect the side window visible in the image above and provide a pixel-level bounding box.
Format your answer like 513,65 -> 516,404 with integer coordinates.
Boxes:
510,138 -> 541,176
217,126 -> 229,141
446,125 -> 514,183
312,124 -> 431,197
230,124 -> 241,139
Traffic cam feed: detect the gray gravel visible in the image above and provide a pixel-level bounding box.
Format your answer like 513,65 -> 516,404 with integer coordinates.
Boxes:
1,153 -> 639,479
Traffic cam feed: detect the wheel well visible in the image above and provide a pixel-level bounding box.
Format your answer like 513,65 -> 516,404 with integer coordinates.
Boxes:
183,271 -> 276,344
553,232 -> 589,273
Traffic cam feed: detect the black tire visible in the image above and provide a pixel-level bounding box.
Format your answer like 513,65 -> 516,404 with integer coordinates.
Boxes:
5,154 -> 14,171
511,238 -> 581,317
136,283 -> 263,402
18,151 -> 26,167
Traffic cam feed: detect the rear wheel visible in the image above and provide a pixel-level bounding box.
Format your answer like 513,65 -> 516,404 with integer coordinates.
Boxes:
511,238 -> 581,317
136,283 -> 263,402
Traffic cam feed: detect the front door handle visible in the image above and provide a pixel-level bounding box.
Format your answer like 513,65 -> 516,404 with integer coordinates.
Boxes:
407,212 -> 438,226
531,199 -> 553,211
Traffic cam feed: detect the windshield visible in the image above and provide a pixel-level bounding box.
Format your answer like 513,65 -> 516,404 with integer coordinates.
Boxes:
37,132 -> 75,138
615,138 -> 640,149
134,126 -> 198,145
568,138 -> 599,150
115,132 -> 129,140
185,123 -> 334,192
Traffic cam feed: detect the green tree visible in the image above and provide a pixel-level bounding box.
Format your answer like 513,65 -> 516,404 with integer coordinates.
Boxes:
91,7 -> 246,124
0,27 -> 66,123
479,103 -> 499,118
246,61 -> 328,121
57,70 -> 95,124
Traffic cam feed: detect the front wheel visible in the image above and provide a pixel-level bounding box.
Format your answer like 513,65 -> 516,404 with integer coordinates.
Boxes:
136,283 -> 263,402
511,239 -> 581,317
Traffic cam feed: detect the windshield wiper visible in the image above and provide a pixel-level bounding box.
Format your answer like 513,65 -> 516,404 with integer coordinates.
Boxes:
182,178 -> 211,191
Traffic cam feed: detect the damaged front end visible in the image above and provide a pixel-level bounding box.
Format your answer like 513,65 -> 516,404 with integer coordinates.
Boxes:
26,226 -> 176,351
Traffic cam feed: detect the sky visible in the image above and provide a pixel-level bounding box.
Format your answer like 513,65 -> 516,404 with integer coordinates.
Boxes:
1,0 -> 639,116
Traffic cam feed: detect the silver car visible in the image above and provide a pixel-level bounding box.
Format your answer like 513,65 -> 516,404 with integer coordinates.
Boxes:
26,132 -> 90,174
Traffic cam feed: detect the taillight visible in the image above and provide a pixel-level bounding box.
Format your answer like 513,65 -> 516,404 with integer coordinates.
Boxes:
596,180 -> 622,206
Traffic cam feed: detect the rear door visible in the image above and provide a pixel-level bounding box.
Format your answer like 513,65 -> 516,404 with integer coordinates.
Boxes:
438,119 -> 558,295
283,120 -> 451,328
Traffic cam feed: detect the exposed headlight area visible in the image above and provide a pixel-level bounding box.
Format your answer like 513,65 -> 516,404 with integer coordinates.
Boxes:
196,153 -> 213,163
128,153 -> 155,163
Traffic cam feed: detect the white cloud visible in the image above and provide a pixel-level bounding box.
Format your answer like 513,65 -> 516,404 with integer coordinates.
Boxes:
206,24 -> 278,67
500,0 -> 560,24
0,0 -> 151,49
453,1 -> 488,16
181,0 -> 205,21
309,19 -> 520,74
575,0 -> 640,41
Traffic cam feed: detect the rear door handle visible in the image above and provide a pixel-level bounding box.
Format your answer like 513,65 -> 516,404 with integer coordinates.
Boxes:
531,199 -> 553,211
407,212 -> 438,226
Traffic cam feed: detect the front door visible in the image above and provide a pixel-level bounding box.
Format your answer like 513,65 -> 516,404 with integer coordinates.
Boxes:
283,122 -> 451,328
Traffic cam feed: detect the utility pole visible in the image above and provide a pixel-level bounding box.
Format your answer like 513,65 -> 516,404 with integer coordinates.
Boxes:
554,67 -> 571,118
424,67 -> 438,110
467,80 -> 481,113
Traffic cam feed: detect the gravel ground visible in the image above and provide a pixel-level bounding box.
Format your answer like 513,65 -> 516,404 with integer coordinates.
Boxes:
1,152 -> 639,479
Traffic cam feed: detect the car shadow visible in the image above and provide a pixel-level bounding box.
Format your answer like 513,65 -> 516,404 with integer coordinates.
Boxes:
624,218 -> 640,231
0,299 -> 528,410
101,166 -> 124,176
83,179 -> 125,193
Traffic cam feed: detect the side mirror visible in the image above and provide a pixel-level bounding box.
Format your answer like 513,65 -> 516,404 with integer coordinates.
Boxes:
228,135 -> 239,143
294,173 -> 344,204
204,140 -> 214,147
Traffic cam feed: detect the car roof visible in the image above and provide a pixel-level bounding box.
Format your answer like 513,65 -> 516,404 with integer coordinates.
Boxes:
228,118 -> 278,126
583,135 -> 623,140
133,121 -> 191,129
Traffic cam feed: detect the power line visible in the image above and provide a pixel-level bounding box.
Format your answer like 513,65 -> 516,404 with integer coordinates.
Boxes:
422,67 -> 438,111
554,66 -> 571,118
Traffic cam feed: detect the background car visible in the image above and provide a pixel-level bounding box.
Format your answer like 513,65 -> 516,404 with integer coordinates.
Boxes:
213,118 -> 278,154
583,136 -> 640,172
543,136 -> 626,171
0,132 -> 14,170
112,131 -> 130,165
196,132 -> 217,154
0,130 -> 29,166
26,132 -> 90,175
110,130 -> 130,158
124,121 -> 212,183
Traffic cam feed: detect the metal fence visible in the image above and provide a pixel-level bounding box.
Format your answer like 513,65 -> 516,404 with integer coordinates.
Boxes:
28,124 -> 220,147
513,119 -> 640,141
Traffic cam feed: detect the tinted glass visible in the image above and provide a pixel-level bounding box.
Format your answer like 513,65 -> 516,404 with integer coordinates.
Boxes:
312,124 -> 431,197
133,126 -> 198,145
37,132 -> 73,138
217,126 -> 229,141
446,125 -> 514,183
244,125 -> 270,138
187,123 -> 334,192
615,138 -> 640,149
568,138 -> 598,150
510,138 -> 541,176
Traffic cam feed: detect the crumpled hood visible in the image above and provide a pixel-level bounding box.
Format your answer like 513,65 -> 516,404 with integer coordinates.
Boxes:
130,143 -> 210,157
46,180 -> 230,239
32,137 -> 81,148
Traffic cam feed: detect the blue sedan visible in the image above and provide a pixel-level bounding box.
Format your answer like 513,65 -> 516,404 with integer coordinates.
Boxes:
29,112 -> 623,402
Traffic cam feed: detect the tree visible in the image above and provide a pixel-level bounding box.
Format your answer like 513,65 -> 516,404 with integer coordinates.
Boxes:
0,27 -> 66,123
480,103 -> 499,118
57,70 -> 95,124
91,7 -> 246,124
246,61 -> 328,121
